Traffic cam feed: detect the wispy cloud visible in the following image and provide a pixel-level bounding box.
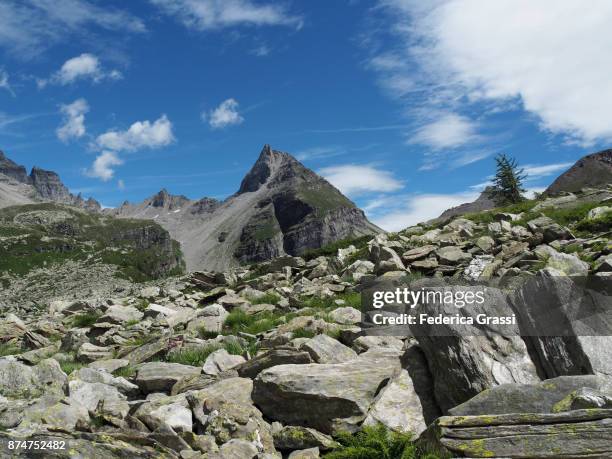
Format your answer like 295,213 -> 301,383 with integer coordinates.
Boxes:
56,98 -> 89,142
319,164 -> 404,196
203,98 -> 244,130
295,146 -> 347,161
0,0 -> 145,57
409,113 -> 480,150
372,0 -> 612,146
150,0 -> 303,31
523,162 -> 573,180
0,69 -> 15,96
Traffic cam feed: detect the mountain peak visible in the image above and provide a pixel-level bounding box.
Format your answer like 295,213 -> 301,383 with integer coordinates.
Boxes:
545,148 -> 612,194
239,144 -> 283,193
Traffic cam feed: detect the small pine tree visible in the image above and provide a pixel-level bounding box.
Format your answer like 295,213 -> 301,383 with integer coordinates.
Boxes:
489,153 -> 526,204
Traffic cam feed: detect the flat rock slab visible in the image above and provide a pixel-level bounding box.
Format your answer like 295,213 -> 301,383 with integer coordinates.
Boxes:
420,409 -> 612,458
135,362 -> 201,393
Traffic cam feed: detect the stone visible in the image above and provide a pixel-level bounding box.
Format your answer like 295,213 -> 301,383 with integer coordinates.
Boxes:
420,409 -> 612,458
202,349 -> 246,376
328,307 -> 361,325
237,349 -> 312,379
144,303 -> 178,319
448,375 -> 612,416
534,245 -> 589,275
76,343 -> 112,362
410,258 -> 438,270
219,439 -> 258,458
68,380 -> 129,418
369,244 -> 405,274
252,353 -> 400,434
288,448 -> 320,459
409,279 -> 539,412
147,401 -> 193,432
463,255 -> 495,280
187,304 -> 228,333
300,334 -> 357,364
554,387 -> 612,411
435,246 -> 472,265
20,395 -> 89,430
401,245 -> 436,263
89,358 -> 129,373
511,270 -> 612,380
336,245 -> 358,266
135,362 -> 201,393
124,335 -> 170,364
273,426 -> 338,451
352,335 -> 404,353
363,369 -> 428,435
342,260 -> 374,282
70,367 -> 138,395
0,357 -> 67,399
140,286 -> 161,299
475,236 -> 495,252
587,205 -> 611,219
98,305 -> 143,325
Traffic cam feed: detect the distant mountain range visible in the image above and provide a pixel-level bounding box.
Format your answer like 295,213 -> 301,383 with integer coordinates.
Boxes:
0,145 -> 380,271
0,151 -> 100,211
108,145 -> 380,271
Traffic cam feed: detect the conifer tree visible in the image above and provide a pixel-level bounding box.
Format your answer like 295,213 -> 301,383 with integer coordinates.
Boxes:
489,153 -> 526,204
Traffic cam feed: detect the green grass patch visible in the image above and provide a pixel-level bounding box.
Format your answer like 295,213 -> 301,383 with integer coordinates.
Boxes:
303,235 -> 371,261
70,312 -> 102,328
249,292 -> 281,305
223,309 -> 284,335
0,343 -> 20,357
576,211 -> 612,233
324,424 -> 444,459
292,327 -> 316,339
112,366 -> 136,378
60,360 -> 85,375
166,341 -> 246,366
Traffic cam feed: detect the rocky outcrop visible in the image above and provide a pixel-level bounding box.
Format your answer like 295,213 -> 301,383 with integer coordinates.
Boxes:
0,150 -> 101,211
437,186 -> 497,221
545,149 -> 612,194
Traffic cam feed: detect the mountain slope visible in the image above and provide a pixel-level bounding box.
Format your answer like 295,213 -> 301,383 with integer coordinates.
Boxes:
544,149 -> 612,194
0,150 -> 101,211
111,145 -> 381,271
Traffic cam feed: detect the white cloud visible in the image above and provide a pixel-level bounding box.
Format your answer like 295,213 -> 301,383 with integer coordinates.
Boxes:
319,164 -> 404,196
151,0 -> 303,30
85,151 -> 123,181
40,53 -> 122,87
523,162 -> 573,180
205,98 -> 244,129
95,115 -> 175,152
0,69 -> 14,96
295,146 -> 347,161
370,191 -> 479,231
0,0 -> 145,57
56,98 -> 89,142
377,0 -> 612,145
410,113 -> 479,150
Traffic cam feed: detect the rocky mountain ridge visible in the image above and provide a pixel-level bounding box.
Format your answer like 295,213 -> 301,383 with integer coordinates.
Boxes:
0,185 -> 610,457
109,145 -> 380,272
0,150 -> 101,211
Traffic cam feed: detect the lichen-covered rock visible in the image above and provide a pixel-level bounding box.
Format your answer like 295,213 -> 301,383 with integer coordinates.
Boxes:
299,334 -> 357,364
135,362 -> 201,393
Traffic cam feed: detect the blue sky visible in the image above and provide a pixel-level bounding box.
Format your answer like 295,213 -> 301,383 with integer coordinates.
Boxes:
1,0 -> 611,230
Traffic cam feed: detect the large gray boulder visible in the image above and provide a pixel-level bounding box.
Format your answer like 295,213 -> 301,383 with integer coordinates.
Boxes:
0,357 -> 67,399
252,351 -> 400,434
237,349 -> 312,379
511,269 -> 612,381
409,280 -> 539,412
202,349 -> 246,375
